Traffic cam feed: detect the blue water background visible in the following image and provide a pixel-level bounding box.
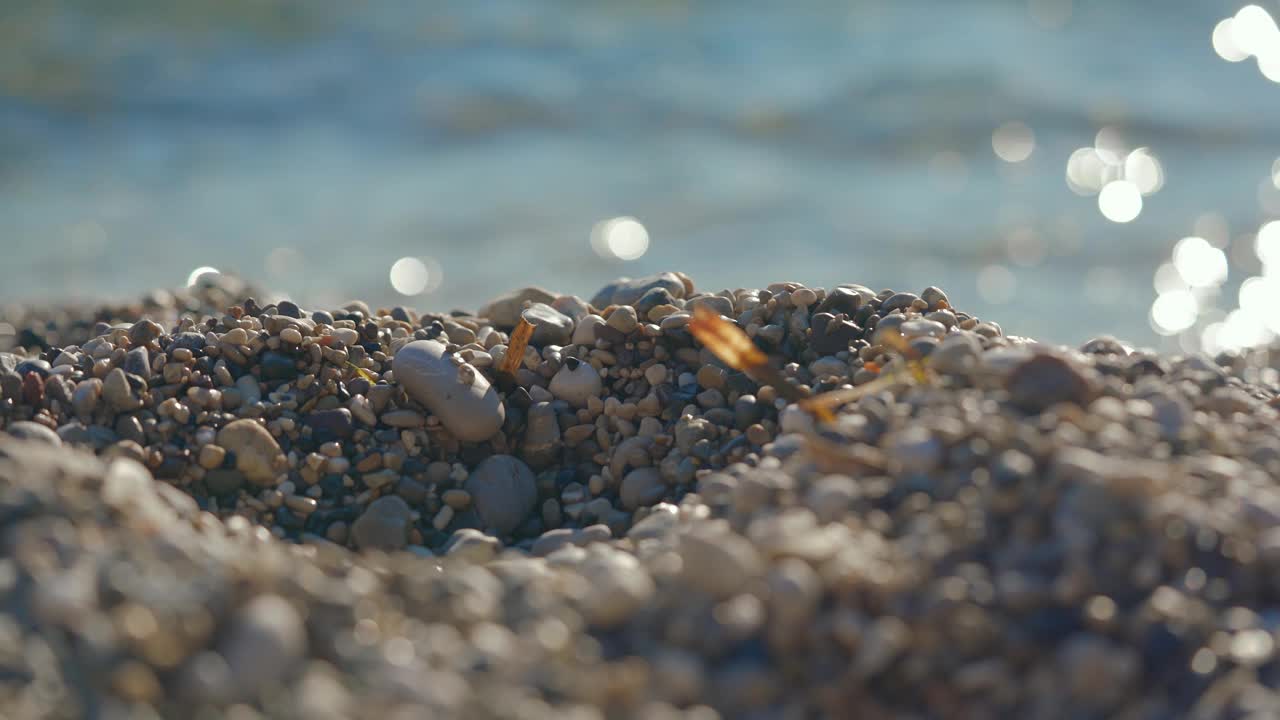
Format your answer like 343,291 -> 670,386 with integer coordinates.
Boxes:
2,0 -> 1279,346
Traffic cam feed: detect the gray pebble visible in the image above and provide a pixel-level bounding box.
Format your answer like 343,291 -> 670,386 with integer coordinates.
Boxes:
521,303 -> 574,346
465,455 -> 538,536
6,421 -> 62,445
351,495 -> 413,551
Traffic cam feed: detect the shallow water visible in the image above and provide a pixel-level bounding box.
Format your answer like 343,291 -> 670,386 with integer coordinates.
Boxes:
2,0 -> 1279,347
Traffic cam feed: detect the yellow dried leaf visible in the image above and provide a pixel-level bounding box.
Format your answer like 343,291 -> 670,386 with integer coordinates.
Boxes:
688,306 -> 768,373
500,319 -> 534,376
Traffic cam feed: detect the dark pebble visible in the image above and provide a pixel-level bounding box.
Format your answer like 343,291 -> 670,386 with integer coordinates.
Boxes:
124,346 -> 150,379
1007,354 -> 1097,413
21,372 -> 44,406
809,313 -> 861,355
396,477 -> 428,504
169,332 -> 207,352
634,287 -> 676,318
879,292 -> 920,313
276,506 -> 305,532
318,474 -> 345,498
7,421 -> 61,445
205,468 -> 246,496
276,301 -> 302,319
305,409 -> 354,444
260,352 -> 299,380
15,358 -> 51,378
0,372 -> 20,400
311,311 -> 334,325
815,287 -> 863,316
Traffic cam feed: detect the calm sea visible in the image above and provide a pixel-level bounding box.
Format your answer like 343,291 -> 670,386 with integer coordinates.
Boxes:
3,0 -> 1279,348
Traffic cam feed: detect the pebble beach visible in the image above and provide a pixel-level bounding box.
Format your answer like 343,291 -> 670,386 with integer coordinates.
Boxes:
4,271 -> 1280,719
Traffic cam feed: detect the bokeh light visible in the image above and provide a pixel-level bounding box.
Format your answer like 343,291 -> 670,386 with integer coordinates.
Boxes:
1256,221 -> 1280,266
1212,5 -> 1280,82
1213,18 -> 1249,62
389,257 -> 431,295
992,122 -> 1035,163
1124,148 -> 1164,195
590,216 -> 651,261
1150,289 -> 1199,335
977,264 -> 1016,304
185,266 -> 220,288
1172,236 -> 1228,288
1230,5 -> 1279,58
1098,180 -> 1142,223
1066,148 -> 1108,195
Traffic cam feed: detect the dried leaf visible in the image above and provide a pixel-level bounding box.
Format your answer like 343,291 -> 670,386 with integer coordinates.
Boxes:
500,319 -> 534,377
688,306 -> 767,373
347,362 -> 377,384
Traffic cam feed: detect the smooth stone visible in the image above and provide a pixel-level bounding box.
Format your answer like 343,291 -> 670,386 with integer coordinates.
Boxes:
627,503 -> 679,541
305,409 -> 354,443
465,455 -> 538,536
548,358 -> 602,408
679,528 -> 763,599
0,353 -> 17,375
6,421 -> 61,445
16,358 -> 51,378
674,416 -> 718,454
522,303 -> 574,346
577,546 -> 656,628
921,286 -> 950,309
351,495 -> 413,551
531,528 -> 576,557
900,318 -> 946,339
260,351 -> 299,381
220,595 -> 306,698
479,287 -> 558,329
169,332 -> 207,352
813,287 -> 863,317
444,528 -> 501,562
102,368 -> 142,411
634,287 -> 676,318
123,346 -> 150,379
686,295 -> 734,317
349,395 -> 376,426
71,378 -> 101,418
392,340 -> 504,443
1007,353 -> 1098,413
550,294 -> 592,322
521,403 -> 562,467
886,426 -> 943,473
809,356 -> 849,380
930,332 -> 982,375
591,272 -> 688,308
572,315 -> 606,345
606,306 -> 639,334
880,292 -> 921,313
217,419 -> 286,486
620,467 -> 666,510
235,374 -> 262,405
809,314 -> 860,355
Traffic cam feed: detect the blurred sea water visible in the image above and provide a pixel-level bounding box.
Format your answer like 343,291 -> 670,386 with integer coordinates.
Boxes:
2,0 -> 1280,348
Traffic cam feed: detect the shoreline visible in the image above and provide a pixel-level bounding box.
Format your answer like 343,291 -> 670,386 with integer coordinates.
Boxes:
3,271 -> 1279,717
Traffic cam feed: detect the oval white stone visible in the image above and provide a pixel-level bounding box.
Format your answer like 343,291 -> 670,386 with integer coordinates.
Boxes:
392,340 -> 505,442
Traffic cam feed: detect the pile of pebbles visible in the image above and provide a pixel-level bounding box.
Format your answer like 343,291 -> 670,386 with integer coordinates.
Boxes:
4,271 -> 1280,718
